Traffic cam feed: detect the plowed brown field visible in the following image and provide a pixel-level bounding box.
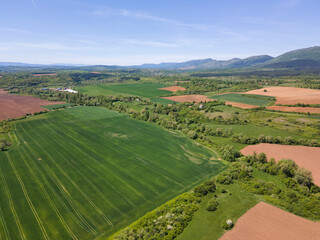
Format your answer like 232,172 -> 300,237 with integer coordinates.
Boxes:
224,101 -> 258,109
245,87 -> 320,105
159,86 -> 186,92
220,202 -> 320,240
267,105 -> 320,113
0,89 -> 64,120
241,143 -> 320,185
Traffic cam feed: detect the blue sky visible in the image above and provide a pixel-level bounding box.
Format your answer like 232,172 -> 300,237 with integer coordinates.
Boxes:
0,0 -> 319,65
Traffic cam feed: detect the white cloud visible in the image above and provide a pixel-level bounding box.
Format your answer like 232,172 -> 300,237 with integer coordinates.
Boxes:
89,8 -> 208,31
0,28 -> 32,34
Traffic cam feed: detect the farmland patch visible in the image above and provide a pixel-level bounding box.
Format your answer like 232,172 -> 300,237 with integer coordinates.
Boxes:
0,106 -> 226,239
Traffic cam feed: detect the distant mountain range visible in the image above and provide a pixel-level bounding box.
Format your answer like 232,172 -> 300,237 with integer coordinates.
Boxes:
1,46 -> 320,71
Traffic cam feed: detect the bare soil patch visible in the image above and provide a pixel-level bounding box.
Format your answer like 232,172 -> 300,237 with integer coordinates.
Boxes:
0,89 -> 64,120
224,101 -> 258,109
245,87 -> 320,105
267,105 -> 320,114
220,202 -> 320,240
159,86 -> 186,92
241,143 -> 320,186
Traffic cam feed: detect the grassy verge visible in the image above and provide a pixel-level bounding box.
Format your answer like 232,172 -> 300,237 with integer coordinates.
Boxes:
177,184 -> 260,240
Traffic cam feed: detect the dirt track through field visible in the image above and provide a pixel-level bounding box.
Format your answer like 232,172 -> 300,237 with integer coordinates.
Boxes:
159,86 -> 186,92
0,89 -> 64,120
245,87 -> 320,105
241,143 -> 320,186
220,202 -> 320,240
162,95 -> 258,109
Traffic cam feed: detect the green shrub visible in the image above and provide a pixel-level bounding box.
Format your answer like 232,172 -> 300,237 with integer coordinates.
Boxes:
205,199 -> 219,211
221,219 -> 233,230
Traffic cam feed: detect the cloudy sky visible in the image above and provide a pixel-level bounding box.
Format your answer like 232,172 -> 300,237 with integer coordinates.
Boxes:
0,0 -> 319,65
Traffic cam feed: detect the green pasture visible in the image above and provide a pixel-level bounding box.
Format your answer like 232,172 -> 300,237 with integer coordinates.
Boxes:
42,103 -> 75,110
207,122 -> 313,141
210,93 -> 274,106
177,184 -> 260,240
0,106 -> 226,239
78,83 -> 172,99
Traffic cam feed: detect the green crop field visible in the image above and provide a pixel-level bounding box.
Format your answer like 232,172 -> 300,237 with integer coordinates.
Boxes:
210,93 -> 274,106
77,83 -> 172,99
0,107 -> 226,239
42,103 -> 75,110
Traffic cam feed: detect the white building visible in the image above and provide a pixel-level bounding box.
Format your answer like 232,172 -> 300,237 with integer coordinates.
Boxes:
63,89 -> 78,93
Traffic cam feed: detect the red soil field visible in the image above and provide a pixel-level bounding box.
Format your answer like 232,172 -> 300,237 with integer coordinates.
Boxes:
245,87 -> 320,105
0,89 -> 64,121
162,95 -> 258,109
224,101 -> 258,109
220,202 -> 320,240
33,73 -> 57,76
241,143 -> 320,186
159,86 -> 186,92
267,105 -> 320,114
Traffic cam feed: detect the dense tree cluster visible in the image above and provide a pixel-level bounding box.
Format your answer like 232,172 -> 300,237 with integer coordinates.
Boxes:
176,78 -> 261,94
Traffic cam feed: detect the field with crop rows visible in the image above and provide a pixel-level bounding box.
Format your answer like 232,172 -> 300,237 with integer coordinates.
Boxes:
0,107 -> 225,239
210,93 -> 274,106
78,83 -> 172,99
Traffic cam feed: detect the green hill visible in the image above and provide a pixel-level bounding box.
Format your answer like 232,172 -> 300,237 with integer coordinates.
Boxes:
268,46 -> 320,63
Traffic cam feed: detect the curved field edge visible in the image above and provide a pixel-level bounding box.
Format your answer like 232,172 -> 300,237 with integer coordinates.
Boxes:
0,106 -> 227,239
220,202 -> 320,240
